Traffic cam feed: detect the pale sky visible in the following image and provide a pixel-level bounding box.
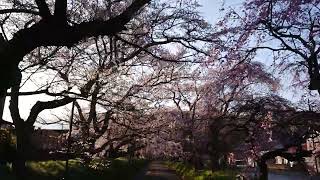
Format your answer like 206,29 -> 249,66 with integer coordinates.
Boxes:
198,0 -> 243,23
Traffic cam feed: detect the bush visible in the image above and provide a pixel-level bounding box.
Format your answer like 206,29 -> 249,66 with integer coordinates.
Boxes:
0,129 -> 16,159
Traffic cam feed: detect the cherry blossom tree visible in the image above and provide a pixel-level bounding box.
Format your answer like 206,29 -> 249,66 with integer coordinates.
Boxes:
0,0 -> 214,177
215,0 -> 320,94
136,57 -> 278,169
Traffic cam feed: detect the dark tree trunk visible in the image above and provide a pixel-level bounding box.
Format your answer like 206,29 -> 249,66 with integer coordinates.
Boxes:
12,159 -> 26,180
210,151 -> 222,171
8,76 -> 29,179
258,160 -> 268,180
13,127 -> 29,179
192,152 -> 203,170
211,160 -> 220,171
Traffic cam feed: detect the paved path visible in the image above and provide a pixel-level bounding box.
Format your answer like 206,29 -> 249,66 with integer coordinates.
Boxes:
134,161 -> 180,180
269,172 -> 320,180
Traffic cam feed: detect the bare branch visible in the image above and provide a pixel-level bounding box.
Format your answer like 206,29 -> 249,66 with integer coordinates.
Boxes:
0,9 -> 40,15
26,97 -> 73,126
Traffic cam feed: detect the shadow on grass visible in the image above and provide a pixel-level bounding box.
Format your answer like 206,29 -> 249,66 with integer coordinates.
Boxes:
0,158 -> 147,180
166,161 -> 237,180
144,175 -> 173,180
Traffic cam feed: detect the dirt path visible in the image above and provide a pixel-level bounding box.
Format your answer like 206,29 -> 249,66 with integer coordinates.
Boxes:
133,161 -> 180,180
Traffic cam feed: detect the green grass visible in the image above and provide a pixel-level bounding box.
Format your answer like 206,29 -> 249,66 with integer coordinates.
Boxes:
166,162 -> 237,180
0,158 -> 147,180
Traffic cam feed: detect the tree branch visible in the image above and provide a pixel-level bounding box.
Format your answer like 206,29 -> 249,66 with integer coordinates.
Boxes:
54,0 -> 67,21
0,9 -> 40,15
34,0 -> 52,19
26,97 -> 73,126
0,0 -> 150,93
9,84 -> 24,126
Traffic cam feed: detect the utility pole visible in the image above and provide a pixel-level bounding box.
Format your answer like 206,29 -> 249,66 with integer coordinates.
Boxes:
0,92 -> 5,125
64,100 -> 75,179
0,33 -> 7,127
312,134 -> 319,173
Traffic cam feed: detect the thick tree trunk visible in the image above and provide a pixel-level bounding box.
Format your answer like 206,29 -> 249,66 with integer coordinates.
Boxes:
192,152 -> 203,170
12,159 -> 26,179
210,151 -> 222,171
211,160 -> 220,171
258,160 -> 268,180
8,75 -> 28,179
13,127 -> 29,179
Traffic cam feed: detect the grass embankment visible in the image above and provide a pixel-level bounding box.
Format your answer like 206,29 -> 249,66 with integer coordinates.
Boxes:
0,158 -> 147,180
166,162 -> 237,180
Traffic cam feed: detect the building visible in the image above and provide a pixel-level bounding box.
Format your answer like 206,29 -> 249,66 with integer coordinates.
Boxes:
304,135 -> 320,174
0,120 -> 14,130
30,129 -> 69,151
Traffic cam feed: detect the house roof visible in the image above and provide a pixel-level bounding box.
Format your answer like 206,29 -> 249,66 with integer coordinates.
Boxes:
0,120 -> 13,126
33,129 -> 69,134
